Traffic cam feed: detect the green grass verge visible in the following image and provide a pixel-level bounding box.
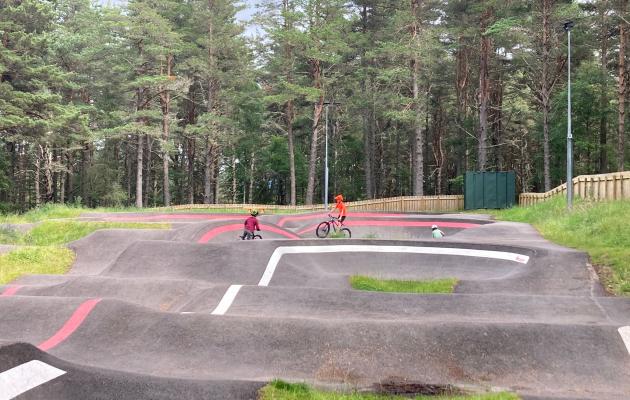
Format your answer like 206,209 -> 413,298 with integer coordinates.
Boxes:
1,221 -> 169,246
0,246 -> 75,284
258,380 -> 519,400
490,197 -> 630,295
349,275 -> 458,294
20,221 -> 169,246
0,220 -> 170,284
0,203 -> 309,223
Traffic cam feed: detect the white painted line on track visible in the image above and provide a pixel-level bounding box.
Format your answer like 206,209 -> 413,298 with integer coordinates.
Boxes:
211,285 -> 243,315
258,245 -> 530,286
619,326 -> 630,355
0,360 -> 66,400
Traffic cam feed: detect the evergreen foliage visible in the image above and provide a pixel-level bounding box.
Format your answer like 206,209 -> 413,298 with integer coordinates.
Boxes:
0,0 -> 628,210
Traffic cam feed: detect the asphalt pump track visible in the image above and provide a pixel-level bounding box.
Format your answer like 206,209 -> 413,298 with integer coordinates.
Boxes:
1,212 -> 629,399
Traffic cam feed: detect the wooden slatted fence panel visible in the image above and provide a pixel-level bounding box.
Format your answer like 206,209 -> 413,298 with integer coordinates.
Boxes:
160,195 -> 465,213
519,171 -> 630,206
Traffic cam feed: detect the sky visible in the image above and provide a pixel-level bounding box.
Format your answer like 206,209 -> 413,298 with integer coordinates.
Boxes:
97,0 -> 258,25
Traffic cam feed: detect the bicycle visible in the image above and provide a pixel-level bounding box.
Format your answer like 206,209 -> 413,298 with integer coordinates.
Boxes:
315,215 -> 351,238
240,231 -> 262,240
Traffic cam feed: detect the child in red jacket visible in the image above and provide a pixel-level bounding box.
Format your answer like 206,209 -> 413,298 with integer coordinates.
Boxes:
241,210 -> 260,239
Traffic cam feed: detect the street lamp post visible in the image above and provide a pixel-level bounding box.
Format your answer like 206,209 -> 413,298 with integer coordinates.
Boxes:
323,101 -> 340,209
564,20 -> 574,210
324,104 -> 329,210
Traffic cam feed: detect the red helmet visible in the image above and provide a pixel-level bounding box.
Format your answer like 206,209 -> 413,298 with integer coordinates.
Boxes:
334,194 -> 343,202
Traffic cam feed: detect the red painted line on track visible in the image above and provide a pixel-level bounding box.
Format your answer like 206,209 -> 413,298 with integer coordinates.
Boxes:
278,212 -> 467,226
197,223 -> 300,243
277,213 -> 328,226
296,220 -> 480,236
37,298 -> 102,352
0,285 -> 22,296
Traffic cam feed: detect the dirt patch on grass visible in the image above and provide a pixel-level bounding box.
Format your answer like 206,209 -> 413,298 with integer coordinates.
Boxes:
374,377 -> 465,396
591,263 -> 617,296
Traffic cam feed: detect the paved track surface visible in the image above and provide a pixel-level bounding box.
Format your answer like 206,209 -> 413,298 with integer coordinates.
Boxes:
1,211 -> 629,399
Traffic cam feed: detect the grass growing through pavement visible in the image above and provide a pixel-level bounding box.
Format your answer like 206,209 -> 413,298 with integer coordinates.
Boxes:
258,380 -> 519,400
350,275 -> 458,294
0,246 -> 75,284
490,197 -> 630,295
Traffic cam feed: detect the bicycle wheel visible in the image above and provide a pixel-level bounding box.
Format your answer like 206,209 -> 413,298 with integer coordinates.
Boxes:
340,227 -> 351,238
252,234 -> 262,240
316,221 -> 331,238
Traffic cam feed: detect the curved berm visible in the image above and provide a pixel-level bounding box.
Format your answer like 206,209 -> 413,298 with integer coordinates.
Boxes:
1,211 -> 629,399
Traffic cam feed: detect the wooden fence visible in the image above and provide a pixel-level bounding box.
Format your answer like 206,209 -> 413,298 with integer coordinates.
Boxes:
519,171 -> 630,206
164,195 -> 465,213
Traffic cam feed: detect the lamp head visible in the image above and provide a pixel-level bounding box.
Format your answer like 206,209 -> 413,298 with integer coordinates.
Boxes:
563,20 -> 574,31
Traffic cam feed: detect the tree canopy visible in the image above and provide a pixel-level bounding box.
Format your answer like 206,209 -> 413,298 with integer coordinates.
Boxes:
0,0 -> 628,211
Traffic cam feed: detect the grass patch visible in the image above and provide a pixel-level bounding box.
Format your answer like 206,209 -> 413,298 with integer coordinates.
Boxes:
0,221 -> 169,284
490,197 -> 630,295
20,221 -> 169,246
350,275 -> 457,294
1,204 -> 85,223
0,246 -> 75,284
0,203 -> 310,224
0,225 -> 22,244
258,380 -> 519,400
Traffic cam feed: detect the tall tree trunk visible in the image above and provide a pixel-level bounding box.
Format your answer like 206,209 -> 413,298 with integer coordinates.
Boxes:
204,0 -> 219,203
144,136 -> 152,208
187,138 -> 195,204
160,54 -> 173,206
59,151 -> 65,204
283,0 -> 297,206
456,35 -> 470,177
411,0 -> 424,195
619,1 -> 627,172
203,136 -> 214,204
42,145 -> 53,203
305,59 -> 324,205
249,152 -> 255,204
541,0 -> 551,189
411,59 -> 424,195
287,100 -> 296,205
478,7 -> 492,172
361,5 -> 374,199
52,149 -> 58,202
126,144 -> 132,204
231,154 -> 237,204
66,152 -> 74,204
136,134 -> 143,208
81,143 -> 90,205
599,7 -> 609,173
362,101 -> 374,199
34,151 -> 41,208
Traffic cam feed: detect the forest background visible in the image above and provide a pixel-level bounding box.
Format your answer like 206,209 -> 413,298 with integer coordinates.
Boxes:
1,0 -> 628,211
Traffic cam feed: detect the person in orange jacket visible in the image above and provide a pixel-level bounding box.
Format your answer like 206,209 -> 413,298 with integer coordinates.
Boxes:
331,194 -> 347,225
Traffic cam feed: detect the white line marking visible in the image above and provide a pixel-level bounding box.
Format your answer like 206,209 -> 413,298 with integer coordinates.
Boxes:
619,326 -> 630,355
211,285 -> 243,315
258,245 -> 530,286
0,360 -> 66,400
